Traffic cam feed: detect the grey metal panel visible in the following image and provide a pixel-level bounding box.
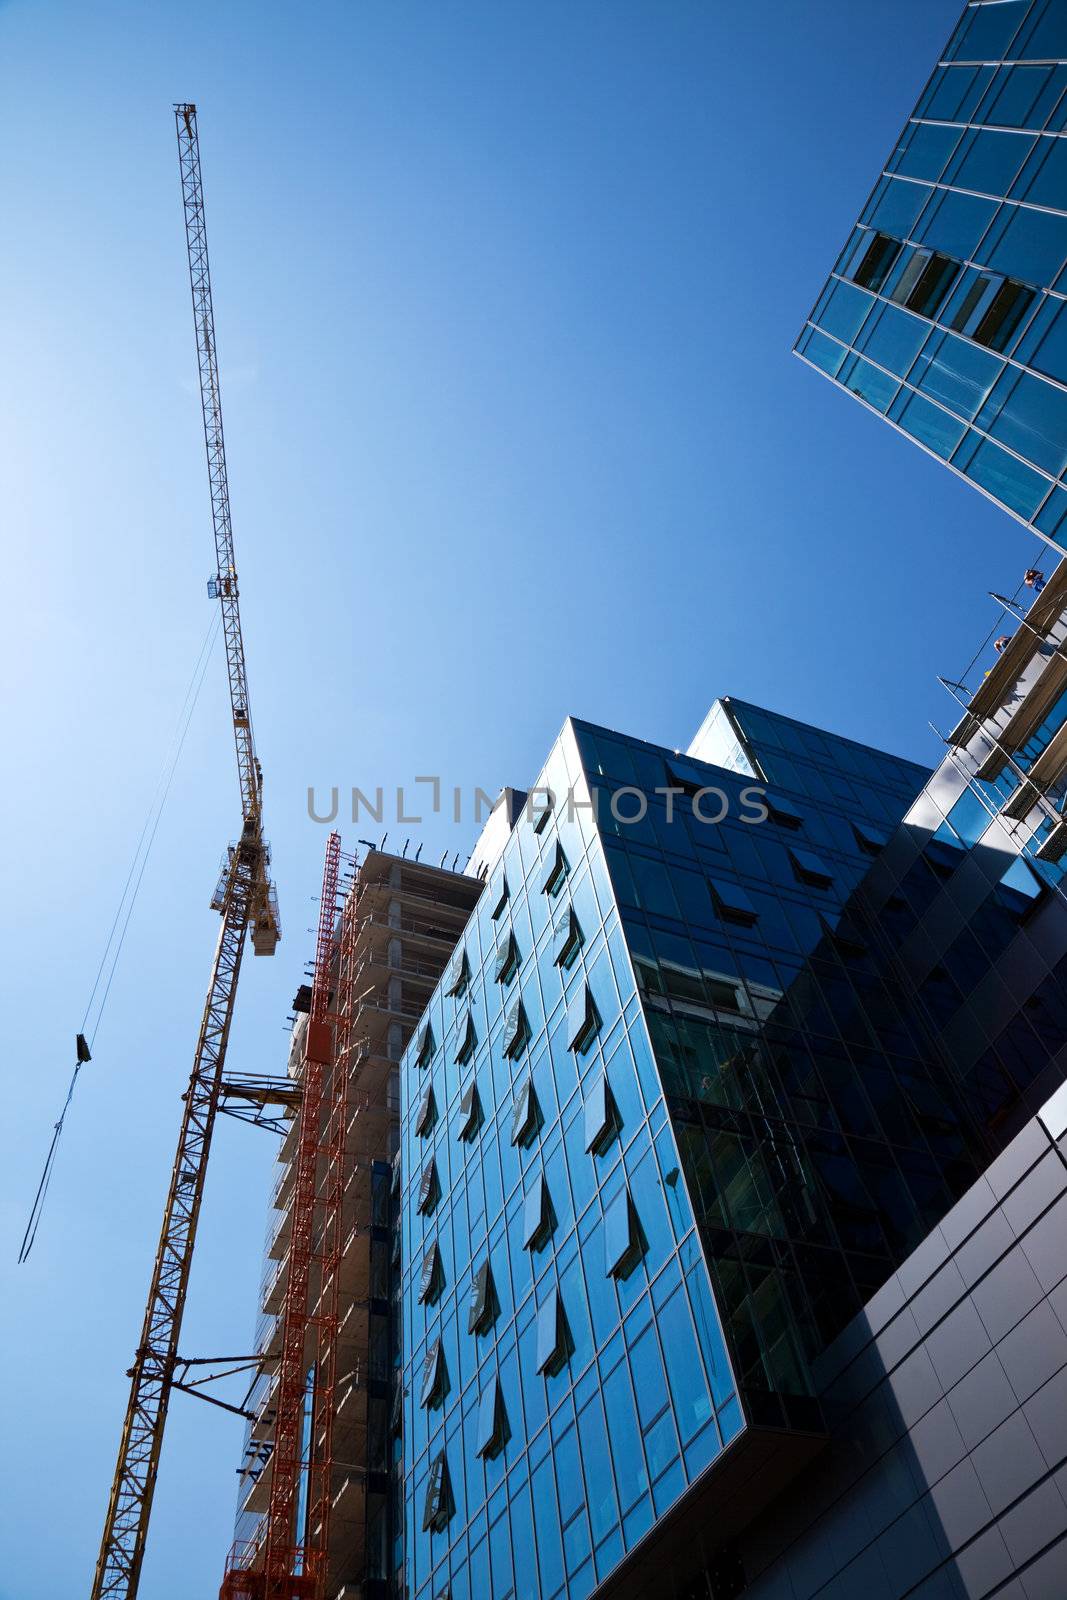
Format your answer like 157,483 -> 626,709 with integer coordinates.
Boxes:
984,1120 -> 1050,1202
875,1304 -> 922,1369
1049,1275 -> 1067,1333
906,1398 -> 969,1487
741,1114 -> 1067,1600
946,1351 -> 1019,1452
1001,1149 -> 1066,1236
905,1568 -> 967,1599
873,1499 -> 941,1596
969,1411 -> 1047,1514
996,1299 -> 1067,1405
952,1524 -> 1015,1599
926,1457 -> 993,1548
888,1346 -> 944,1429
926,1300 -> 993,1392
955,1208 -> 1016,1290
997,1476 -> 1067,1567
939,1176 -> 998,1256
971,1248 -> 1045,1345
1022,1363 -> 1067,1467
912,1259 -> 967,1339
1014,1531 -> 1067,1599
864,1272 -> 908,1337
785,1517 -> 841,1597
897,1228 -> 951,1300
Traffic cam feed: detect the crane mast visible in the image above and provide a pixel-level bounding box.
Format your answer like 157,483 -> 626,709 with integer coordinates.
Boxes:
90,104 -> 280,1600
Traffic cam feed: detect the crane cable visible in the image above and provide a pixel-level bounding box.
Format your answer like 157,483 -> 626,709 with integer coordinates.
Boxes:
18,610 -> 222,1264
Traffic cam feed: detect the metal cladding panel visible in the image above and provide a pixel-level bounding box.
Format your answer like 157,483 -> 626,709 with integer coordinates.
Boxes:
736,1101 -> 1067,1600
305,1018 -> 332,1065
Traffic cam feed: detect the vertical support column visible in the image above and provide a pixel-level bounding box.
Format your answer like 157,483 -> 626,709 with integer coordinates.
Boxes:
305,855 -> 359,1591
259,832 -> 342,1599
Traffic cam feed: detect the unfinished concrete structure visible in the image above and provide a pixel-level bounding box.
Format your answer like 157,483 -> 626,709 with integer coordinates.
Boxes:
229,847 -> 481,1598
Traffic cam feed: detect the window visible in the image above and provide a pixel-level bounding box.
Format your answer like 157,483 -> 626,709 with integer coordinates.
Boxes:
604,1189 -> 645,1280
951,272 -> 994,334
912,328 -> 1002,419
921,188 -> 997,260
889,247 -> 959,319
947,0 -> 1028,64
820,912 -> 868,958
445,950 -> 469,997
494,930 -> 520,984
535,1290 -> 572,1376
533,791 -> 554,834
888,248 -> 925,306
490,871 -> 509,921
853,820 -> 888,856
857,301 -> 929,378
961,433 -> 1046,518
511,1077 -> 541,1147
503,998 -> 529,1058
709,878 -> 759,926
925,837 -> 965,879
988,204 -> 1067,290
422,1451 -> 453,1532
389,1382 -> 403,1438
541,840 -> 570,897
469,1259 -> 498,1335
475,1376 -> 509,1458
522,1174 -> 554,1251
567,982 -> 600,1054
952,127 -> 1034,195
800,326 -> 848,379
552,906 -> 584,968
420,1337 -> 448,1409
458,1079 -> 482,1142
974,278 -> 1035,352
414,1083 -> 437,1137
416,1158 -> 440,1215
766,795 -> 803,829
894,390 -> 968,460
415,1021 -> 434,1068
851,231 -> 901,292
893,121 -> 961,183
455,1009 -> 476,1064
707,975 -> 743,1012
417,1242 -> 443,1305
584,1075 -> 619,1155
789,848 -> 834,888
900,251 -> 958,319
667,757 -> 716,797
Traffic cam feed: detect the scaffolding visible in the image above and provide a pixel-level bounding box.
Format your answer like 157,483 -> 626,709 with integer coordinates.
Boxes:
223,846 -> 481,1599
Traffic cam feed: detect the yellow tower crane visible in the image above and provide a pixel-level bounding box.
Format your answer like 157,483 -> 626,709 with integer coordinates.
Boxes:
90,104 -> 282,1600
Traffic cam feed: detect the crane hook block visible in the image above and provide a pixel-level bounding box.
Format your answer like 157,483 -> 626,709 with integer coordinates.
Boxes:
76,1033 -> 92,1064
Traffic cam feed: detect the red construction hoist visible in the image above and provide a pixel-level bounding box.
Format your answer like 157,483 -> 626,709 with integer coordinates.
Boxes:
222,830 -> 358,1599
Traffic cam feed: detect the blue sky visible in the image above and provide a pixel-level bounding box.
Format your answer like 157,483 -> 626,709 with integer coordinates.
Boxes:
0,2 -> 1047,1596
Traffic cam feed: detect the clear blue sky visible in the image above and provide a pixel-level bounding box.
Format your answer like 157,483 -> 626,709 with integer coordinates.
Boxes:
0,2 -> 1045,1595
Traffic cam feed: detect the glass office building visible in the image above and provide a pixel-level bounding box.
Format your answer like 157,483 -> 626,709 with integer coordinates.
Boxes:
394,703 -> 1021,1600
715,607 -> 1067,1598
796,0 -> 1067,546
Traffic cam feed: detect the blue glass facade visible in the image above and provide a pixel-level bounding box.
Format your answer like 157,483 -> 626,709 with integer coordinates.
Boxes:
395,706 -> 980,1600
796,0 -> 1067,545
398,721 -> 744,1600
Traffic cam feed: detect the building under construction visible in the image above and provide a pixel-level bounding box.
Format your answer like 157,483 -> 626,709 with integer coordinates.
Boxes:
225,846 -> 481,1597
